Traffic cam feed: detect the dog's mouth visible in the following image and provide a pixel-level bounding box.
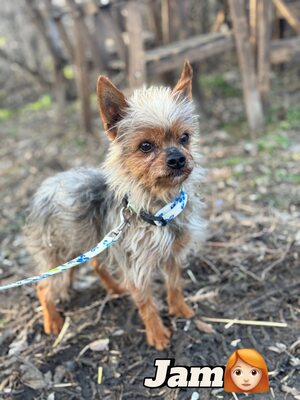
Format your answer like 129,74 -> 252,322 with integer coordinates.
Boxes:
157,168 -> 192,185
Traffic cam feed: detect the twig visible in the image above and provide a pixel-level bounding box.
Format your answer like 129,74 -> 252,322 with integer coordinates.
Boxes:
231,262 -> 263,282
201,317 -> 288,328
188,289 -> 218,303
53,383 -> 76,388
261,240 -> 292,280
198,255 -> 220,275
64,298 -> 104,316
95,294 -> 113,324
53,316 -> 71,348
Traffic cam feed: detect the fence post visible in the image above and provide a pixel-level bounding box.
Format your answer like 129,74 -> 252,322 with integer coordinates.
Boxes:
249,0 -> 258,53
257,0 -> 272,108
66,0 -> 92,134
125,0 -> 146,89
99,5 -> 126,66
228,0 -> 265,134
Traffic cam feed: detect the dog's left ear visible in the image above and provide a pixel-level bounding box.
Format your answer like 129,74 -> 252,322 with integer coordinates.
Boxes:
172,61 -> 193,99
97,76 -> 128,141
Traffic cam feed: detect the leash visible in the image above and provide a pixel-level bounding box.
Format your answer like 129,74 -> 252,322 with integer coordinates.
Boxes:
0,189 -> 187,292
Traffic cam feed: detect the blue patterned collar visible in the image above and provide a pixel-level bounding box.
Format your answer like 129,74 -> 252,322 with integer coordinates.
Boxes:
139,188 -> 188,227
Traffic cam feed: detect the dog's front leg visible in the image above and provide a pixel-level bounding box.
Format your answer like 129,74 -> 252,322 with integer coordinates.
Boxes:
164,258 -> 194,318
129,285 -> 171,351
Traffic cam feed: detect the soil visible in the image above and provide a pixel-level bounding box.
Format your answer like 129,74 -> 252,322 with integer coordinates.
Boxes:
0,69 -> 300,400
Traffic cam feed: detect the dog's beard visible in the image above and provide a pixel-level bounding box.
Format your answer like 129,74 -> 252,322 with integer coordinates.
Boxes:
155,167 -> 192,187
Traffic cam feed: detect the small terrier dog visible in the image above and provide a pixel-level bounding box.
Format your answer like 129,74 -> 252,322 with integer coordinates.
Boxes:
25,61 -> 206,350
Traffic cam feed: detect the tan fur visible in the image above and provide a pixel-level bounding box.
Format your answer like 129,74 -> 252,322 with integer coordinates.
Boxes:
36,282 -> 64,335
165,259 -> 194,318
130,285 -> 171,350
91,258 -> 126,295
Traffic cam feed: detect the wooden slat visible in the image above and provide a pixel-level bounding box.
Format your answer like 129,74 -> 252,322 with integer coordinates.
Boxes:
228,0 -> 265,133
213,9 -> 226,32
44,2 -> 74,61
125,0 -> 146,89
257,0 -> 272,106
271,37 -> 300,63
272,0 -> 300,35
99,6 -> 126,64
92,9 -> 108,70
149,0 -> 163,45
66,0 -> 92,134
146,33 -> 234,75
249,0 -> 258,51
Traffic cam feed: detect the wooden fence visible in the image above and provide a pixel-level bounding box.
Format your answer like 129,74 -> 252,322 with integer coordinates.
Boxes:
21,0 -> 300,134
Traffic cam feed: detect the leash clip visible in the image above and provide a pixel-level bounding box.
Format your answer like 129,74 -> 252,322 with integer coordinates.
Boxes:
110,205 -> 133,242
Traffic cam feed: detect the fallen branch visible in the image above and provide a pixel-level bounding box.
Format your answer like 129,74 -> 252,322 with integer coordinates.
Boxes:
0,48 -> 52,88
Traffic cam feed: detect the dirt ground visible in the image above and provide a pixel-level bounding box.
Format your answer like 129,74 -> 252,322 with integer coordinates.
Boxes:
0,68 -> 300,400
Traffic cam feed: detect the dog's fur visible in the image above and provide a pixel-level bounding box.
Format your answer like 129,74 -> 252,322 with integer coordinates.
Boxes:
24,62 -> 206,350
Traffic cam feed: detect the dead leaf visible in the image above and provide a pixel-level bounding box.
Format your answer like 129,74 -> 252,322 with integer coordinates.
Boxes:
90,338 -> 109,351
195,319 -> 215,334
20,365 -> 47,390
78,338 -> 109,358
189,290 -> 218,303
8,330 -> 28,356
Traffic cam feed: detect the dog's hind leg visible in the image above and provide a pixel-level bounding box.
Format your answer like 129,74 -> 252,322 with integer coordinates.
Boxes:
164,258 -> 194,319
36,280 -> 64,335
36,264 -> 74,335
91,258 -> 126,295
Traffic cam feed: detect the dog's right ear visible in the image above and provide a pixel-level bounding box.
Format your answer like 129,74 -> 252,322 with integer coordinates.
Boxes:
172,60 -> 193,99
97,76 -> 128,141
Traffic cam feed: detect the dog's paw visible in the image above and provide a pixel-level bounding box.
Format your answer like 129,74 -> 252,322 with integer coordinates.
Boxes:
44,312 -> 64,336
169,301 -> 195,319
146,323 -> 171,351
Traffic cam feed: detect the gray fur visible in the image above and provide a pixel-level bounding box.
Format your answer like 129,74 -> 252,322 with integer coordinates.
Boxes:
24,167 -> 115,299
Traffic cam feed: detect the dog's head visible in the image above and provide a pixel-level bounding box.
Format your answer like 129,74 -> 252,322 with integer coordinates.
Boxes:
97,62 -> 199,200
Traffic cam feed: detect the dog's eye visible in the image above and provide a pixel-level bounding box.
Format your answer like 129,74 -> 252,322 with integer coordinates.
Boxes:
139,142 -> 153,153
179,133 -> 189,144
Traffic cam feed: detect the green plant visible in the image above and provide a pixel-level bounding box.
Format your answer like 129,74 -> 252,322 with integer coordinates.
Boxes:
0,108 -> 13,121
200,73 -> 241,97
24,95 -> 52,111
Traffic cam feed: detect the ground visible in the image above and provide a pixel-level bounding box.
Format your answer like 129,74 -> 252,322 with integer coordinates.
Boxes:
0,68 -> 300,400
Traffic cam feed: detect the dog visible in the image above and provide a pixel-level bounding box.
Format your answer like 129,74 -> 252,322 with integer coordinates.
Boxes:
24,61 -> 206,350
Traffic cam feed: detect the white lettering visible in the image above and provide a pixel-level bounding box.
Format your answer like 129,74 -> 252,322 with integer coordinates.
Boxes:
167,367 -> 188,388
144,359 -> 170,388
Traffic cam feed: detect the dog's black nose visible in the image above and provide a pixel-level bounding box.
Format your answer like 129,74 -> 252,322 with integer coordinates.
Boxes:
166,147 -> 186,170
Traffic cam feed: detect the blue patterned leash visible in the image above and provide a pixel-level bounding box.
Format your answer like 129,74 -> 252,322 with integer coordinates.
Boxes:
0,189 -> 187,291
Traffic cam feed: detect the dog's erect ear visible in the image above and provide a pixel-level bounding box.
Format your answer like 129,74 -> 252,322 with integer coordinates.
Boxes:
97,76 -> 128,140
172,60 -> 193,99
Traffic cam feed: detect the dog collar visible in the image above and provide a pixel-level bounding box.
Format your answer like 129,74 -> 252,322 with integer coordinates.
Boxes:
124,188 -> 188,227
